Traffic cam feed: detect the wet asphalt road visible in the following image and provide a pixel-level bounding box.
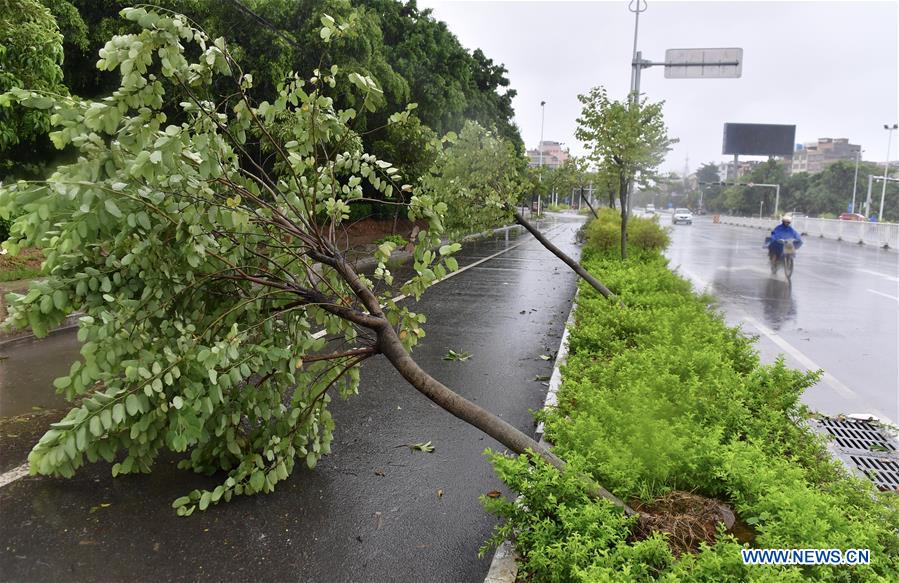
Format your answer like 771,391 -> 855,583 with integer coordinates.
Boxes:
0,215 -> 584,583
665,215 -> 899,423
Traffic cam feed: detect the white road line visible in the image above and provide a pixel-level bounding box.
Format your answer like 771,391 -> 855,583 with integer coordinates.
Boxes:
867,289 -> 899,303
857,268 -> 899,283
2,225 -> 564,489
0,463 -> 29,488
742,315 -> 858,401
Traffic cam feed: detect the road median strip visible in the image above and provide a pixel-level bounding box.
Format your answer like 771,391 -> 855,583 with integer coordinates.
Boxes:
480,211 -> 899,581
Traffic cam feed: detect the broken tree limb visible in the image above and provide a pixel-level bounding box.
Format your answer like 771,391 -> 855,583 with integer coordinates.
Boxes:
510,208 -> 615,300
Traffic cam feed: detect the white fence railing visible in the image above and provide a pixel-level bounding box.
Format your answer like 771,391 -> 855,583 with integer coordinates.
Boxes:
716,215 -> 898,249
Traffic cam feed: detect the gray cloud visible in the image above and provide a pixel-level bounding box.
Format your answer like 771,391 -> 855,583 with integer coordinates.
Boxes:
417,0 -> 898,173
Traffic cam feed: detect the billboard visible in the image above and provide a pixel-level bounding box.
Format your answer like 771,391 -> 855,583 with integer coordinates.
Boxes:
722,123 -> 796,156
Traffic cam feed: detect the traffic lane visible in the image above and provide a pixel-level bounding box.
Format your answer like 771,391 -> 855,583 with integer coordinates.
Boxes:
666,219 -> 898,422
0,217 -> 585,582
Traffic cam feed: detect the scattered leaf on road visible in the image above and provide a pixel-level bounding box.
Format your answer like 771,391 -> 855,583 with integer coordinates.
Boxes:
533,375 -> 550,382
485,490 -> 502,498
410,441 -> 435,453
443,349 -> 472,362
437,489 -> 444,498
539,354 -> 552,361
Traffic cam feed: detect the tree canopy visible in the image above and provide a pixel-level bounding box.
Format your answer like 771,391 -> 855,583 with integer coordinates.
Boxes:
1,8 -> 462,513
0,0 -> 67,174
7,0 -> 520,187
576,87 -> 675,258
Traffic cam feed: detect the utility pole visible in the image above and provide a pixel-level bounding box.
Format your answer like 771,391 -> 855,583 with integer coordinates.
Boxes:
880,123 -> 897,220
851,148 -> 863,213
538,100 -> 546,216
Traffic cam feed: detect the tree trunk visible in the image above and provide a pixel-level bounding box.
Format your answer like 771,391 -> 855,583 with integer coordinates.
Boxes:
607,189 -> 616,209
323,252 -> 634,514
375,321 -> 634,514
510,208 -> 614,299
580,190 -> 599,219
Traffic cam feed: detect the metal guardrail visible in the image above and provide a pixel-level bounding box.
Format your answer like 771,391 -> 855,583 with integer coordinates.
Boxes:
716,215 -> 898,249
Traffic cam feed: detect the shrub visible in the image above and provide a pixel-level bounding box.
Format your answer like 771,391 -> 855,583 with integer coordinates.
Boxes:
583,208 -> 670,256
486,242 -> 899,581
374,234 -> 408,248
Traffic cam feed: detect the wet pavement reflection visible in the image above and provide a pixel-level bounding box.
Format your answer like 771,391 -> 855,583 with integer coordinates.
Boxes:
666,217 -> 898,422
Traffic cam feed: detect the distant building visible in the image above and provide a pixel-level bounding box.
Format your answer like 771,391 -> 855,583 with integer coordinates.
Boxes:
717,159 -> 767,181
527,141 -> 570,169
788,138 -> 861,174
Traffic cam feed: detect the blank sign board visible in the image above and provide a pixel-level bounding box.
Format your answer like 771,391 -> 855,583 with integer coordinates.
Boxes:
664,48 -> 743,79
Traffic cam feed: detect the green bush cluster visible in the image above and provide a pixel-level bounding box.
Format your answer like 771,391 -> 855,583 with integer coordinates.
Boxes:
486,237 -> 899,581
374,234 -> 408,248
584,208 -> 670,256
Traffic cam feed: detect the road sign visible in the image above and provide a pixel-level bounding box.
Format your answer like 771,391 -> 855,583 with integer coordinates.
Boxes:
664,48 -> 743,79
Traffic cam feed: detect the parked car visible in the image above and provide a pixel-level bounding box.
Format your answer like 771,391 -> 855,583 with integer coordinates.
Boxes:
645,204 -> 656,214
672,208 -> 693,225
838,212 -> 867,221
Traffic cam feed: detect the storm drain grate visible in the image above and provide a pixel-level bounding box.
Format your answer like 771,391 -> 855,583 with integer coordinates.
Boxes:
809,416 -> 899,493
815,417 -> 897,453
848,455 -> 899,492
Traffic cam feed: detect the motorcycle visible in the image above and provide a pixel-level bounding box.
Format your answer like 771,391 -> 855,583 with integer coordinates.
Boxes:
765,237 -> 798,282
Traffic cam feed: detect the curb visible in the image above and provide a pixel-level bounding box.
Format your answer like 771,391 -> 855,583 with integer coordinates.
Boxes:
484,289 -> 580,583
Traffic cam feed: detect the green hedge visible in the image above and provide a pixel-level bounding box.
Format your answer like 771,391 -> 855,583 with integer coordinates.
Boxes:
485,216 -> 899,581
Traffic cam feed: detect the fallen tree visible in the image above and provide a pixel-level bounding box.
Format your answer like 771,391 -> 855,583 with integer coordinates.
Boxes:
0,8 -> 628,515
420,121 -> 615,299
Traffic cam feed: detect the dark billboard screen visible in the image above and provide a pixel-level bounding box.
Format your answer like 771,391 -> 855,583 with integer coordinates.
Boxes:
722,123 -> 796,156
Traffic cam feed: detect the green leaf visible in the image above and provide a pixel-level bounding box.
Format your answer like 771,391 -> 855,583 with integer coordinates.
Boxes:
104,199 -> 123,218
125,394 -> 140,416
249,470 -> 265,491
112,403 -> 125,424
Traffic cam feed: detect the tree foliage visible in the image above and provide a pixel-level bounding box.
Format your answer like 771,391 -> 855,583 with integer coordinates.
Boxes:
25,0 -> 521,187
422,120 -> 528,237
0,0 -> 67,174
576,87 -> 675,258
695,159 -> 898,221
1,8 -> 462,514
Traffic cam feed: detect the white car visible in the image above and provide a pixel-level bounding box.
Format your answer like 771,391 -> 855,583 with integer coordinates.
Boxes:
672,208 -> 693,225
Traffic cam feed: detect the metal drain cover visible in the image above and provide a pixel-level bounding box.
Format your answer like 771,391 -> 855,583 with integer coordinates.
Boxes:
815,417 -> 897,453
847,455 -> 899,492
809,416 -> 899,492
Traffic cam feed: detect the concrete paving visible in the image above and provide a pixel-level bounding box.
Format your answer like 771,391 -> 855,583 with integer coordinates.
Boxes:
0,215 -> 586,582
665,216 -> 898,423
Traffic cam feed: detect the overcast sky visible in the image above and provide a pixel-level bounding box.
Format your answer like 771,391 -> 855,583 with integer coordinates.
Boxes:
416,0 -> 899,174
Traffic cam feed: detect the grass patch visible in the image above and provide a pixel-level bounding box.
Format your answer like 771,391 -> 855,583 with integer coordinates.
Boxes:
484,215 -> 899,581
0,248 -> 43,282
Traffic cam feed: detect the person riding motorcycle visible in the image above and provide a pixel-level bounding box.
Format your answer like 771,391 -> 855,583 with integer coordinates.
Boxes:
767,214 -> 803,269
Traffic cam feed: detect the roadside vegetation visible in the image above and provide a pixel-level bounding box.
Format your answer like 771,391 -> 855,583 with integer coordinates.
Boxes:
484,210 -> 899,581
639,159 -> 898,222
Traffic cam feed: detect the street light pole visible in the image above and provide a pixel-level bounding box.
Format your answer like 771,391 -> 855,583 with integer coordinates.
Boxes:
538,101 -> 546,216
851,147 -> 863,213
628,0 -> 647,98
879,123 -> 897,221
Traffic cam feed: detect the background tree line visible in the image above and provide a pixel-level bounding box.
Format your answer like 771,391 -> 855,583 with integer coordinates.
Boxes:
637,159 -> 899,222
2,0 -> 522,187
